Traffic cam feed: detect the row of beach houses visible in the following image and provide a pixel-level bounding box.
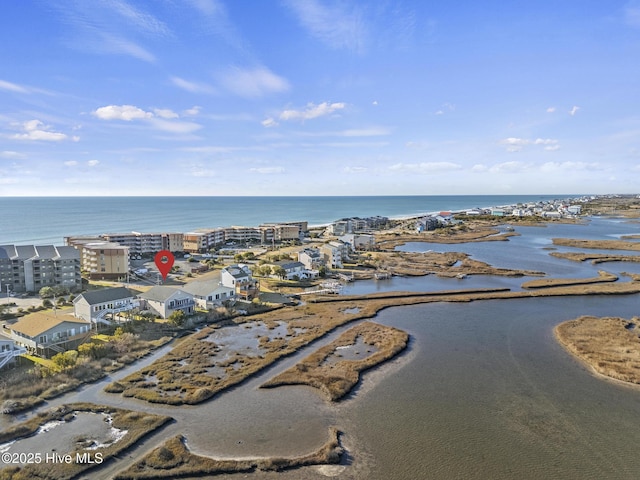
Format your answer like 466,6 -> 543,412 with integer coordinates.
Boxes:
0,263 -> 259,360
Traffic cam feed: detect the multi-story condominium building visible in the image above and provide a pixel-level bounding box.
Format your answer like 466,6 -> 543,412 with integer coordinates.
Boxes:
183,232 -> 209,253
69,232 -> 184,256
0,245 -> 81,293
224,226 -> 263,243
69,241 -> 129,280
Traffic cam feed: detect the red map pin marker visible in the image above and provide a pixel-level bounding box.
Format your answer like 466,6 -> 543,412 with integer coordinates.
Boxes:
154,250 -> 175,281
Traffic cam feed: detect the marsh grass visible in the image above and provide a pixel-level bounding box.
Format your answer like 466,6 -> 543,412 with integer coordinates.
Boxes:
261,322 -> 409,401
555,316 -> 640,384
552,238 -> 640,251
0,403 -> 172,480
550,252 -> 640,264
521,270 -> 618,289
114,427 -> 343,479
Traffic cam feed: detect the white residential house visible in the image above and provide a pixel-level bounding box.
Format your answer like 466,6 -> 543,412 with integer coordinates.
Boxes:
221,264 -> 259,300
339,233 -> 375,251
298,248 -> 325,270
138,286 -> 195,319
0,331 -> 26,370
73,286 -> 138,324
182,280 -> 236,309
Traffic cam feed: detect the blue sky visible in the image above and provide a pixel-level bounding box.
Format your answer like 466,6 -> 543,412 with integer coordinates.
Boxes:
1,1 -> 639,196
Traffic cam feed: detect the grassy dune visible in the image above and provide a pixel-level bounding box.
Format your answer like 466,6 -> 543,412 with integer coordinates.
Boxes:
555,316 -> 640,385
261,322 -> 409,401
0,403 -> 172,480
113,427 -> 343,479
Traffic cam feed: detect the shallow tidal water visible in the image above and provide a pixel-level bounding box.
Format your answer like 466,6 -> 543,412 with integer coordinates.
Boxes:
343,296 -> 640,480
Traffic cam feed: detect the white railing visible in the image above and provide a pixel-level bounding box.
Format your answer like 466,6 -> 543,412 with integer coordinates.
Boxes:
0,346 -> 27,369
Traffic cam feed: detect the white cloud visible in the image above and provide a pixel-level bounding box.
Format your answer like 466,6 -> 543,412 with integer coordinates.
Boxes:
218,66 -> 290,98
10,120 -> 70,142
569,105 -> 580,116
170,76 -> 215,94
249,166 -> 285,174
0,151 -> 25,159
280,102 -> 346,121
153,108 -> 179,119
191,167 -> 216,177
87,160 -> 100,167
546,106 -> 556,113
183,106 -> 202,116
64,160 -> 78,167
341,127 -> 389,137
372,100 -> 378,106
499,137 -> 559,152
471,164 -> 488,172
261,117 -> 278,128
148,118 -> 202,134
489,161 -> 529,173
93,105 -> 153,121
388,162 -> 462,174
0,79 -> 28,93
540,161 -> 601,173
283,0 -> 367,53
343,166 -> 368,173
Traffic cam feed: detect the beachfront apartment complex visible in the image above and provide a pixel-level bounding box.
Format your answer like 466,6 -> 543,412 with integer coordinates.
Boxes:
64,221 -> 308,255
65,239 -> 129,280
65,232 -> 183,257
0,245 -> 81,293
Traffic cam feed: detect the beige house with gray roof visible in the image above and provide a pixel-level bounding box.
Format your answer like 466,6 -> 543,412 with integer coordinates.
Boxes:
7,312 -> 91,356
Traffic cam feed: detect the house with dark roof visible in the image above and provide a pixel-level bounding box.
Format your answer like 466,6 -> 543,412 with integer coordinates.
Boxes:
138,286 -> 195,319
182,281 -> 235,309
221,264 -> 259,300
7,312 -> 91,356
73,286 -> 138,324
267,260 -> 313,280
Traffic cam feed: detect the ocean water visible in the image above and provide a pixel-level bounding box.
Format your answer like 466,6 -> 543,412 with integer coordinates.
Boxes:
0,194 -> 572,245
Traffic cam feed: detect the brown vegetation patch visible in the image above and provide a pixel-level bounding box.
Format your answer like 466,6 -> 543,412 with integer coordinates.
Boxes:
113,428 -> 343,479
376,226 -> 518,250
552,238 -> 640,251
360,251 -> 544,278
521,270 -> 618,289
0,403 -> 172,480
555,316 -> 640,384
261,322 -> 408,401
550,251 -> 640,264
